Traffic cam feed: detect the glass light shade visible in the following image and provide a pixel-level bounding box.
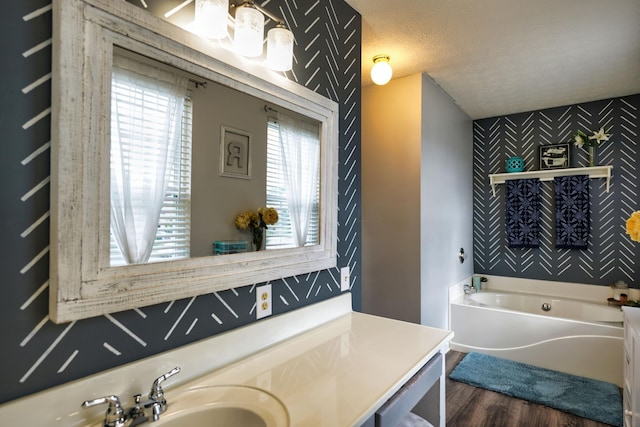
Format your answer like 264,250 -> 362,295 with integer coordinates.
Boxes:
266,27 -> 293,71
234,5 -> 264,57
194,0 -> 229,40
371,56 -> 392,85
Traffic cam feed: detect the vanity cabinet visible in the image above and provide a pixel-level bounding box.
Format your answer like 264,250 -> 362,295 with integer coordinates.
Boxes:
623,307 -> 640,427
0,293 -> 452,426
361,353 -> 443,427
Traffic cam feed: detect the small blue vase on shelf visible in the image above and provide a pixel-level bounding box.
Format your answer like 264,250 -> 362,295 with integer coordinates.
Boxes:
505,156 -> 525,173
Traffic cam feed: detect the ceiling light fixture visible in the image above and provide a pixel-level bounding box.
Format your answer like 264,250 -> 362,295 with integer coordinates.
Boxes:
371,55 -> 392,85
190,1 -> 294,72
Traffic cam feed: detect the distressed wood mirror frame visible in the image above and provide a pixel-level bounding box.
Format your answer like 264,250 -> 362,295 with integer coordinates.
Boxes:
50,0 -> 339,323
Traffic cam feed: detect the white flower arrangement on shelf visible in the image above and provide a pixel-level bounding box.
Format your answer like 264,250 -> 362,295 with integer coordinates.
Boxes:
572,127 -> 612,149
572,126 -> 612,166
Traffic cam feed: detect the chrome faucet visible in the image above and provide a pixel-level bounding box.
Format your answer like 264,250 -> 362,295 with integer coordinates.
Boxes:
148,366 -> 181,419
463,284 -> 476,294
82,367 -> 180,427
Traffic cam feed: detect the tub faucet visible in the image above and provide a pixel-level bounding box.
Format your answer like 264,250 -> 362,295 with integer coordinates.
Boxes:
81,367 -> 180,427
464,284 -> 476,294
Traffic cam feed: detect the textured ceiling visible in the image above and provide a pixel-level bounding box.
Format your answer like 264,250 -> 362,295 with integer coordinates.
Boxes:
347,0 -> 640,119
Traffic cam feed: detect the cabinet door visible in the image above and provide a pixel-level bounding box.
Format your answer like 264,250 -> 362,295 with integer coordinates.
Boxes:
375,353 -> 443,427
625,313 -> 640,427
624,312 -> 636,427
634,333 -> 640,427
624,338 -> 633,427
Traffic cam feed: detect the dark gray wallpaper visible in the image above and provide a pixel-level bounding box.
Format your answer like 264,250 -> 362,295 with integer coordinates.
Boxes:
473,94 -> 640,288
0,0 -> 361,404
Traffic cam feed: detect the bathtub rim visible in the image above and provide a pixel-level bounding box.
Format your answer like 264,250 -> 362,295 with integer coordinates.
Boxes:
452,290 -> 624,329
468,275 -> 639,303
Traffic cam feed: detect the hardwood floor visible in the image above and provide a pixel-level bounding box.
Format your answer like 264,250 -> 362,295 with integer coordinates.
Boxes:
445,351 -> 614,427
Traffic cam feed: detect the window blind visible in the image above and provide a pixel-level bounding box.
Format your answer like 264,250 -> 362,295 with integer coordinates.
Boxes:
265,117 -> 320,249
109,76 -> 193,266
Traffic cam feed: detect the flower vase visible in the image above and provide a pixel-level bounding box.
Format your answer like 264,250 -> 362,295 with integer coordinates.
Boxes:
252,227 -> 264,251
588,146 -> 597,167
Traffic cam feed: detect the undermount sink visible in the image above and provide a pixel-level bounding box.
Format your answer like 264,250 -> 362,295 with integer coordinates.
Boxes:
155,385 -> 289,427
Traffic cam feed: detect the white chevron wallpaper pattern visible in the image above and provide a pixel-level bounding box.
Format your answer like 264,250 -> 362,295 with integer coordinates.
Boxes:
474,95 -> 640,286
0,0 -> 361,404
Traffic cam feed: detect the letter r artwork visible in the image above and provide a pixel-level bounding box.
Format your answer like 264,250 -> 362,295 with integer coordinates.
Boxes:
220,126 -> 251,179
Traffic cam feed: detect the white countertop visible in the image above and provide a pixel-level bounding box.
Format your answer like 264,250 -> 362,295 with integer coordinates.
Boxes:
0,293 -> 452,426
180,311 -> 452,426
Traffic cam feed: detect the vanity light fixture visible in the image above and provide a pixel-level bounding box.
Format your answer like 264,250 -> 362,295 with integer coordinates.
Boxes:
194,0 -> 229,40
266,24 -> 294,71
371,54 -> 393,85
233,3 -> 265,57
191,1 -> 294,71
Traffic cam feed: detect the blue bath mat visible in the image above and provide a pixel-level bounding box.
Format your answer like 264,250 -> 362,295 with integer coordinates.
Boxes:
449,352 -> 622,426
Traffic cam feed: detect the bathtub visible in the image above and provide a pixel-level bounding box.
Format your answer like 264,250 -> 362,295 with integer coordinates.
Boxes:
450,290 -> 624,386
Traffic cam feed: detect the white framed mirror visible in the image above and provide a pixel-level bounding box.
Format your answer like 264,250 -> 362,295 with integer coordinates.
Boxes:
50,0 -> 339,323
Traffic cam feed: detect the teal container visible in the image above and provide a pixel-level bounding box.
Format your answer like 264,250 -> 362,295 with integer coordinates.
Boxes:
505,156 -> 525,173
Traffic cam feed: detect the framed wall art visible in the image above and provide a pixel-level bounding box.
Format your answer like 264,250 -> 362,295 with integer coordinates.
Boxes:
220,126 -> 252,179
539,143 -> 570,170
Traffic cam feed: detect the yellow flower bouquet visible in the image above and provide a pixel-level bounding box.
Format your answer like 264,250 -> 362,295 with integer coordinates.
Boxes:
626,211 -> 640,243
622,211 -> 640,307
235,207 -> 279,251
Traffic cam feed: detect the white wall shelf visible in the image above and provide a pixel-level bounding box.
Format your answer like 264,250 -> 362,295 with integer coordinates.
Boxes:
488,165 -> 613,196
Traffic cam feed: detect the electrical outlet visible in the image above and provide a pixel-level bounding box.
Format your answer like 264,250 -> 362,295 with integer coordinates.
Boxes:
340,266 -> 350,291
256,284 -> 272,319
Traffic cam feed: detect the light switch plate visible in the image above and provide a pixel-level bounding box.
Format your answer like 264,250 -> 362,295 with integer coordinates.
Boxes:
340,266 -> 350,291
256,284 -> 272,319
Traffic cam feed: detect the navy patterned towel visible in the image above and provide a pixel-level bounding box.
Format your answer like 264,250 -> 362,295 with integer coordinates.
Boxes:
505,179 -> 541,248
555,175 -> 590,249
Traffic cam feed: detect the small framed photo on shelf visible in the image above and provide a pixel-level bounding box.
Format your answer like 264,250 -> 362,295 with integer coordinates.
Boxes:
539,143 -> 570,170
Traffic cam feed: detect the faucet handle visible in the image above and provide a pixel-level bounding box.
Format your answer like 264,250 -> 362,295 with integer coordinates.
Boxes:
150,366 -> 180,396
148,366 -> 180,416
81,395 -> 125,427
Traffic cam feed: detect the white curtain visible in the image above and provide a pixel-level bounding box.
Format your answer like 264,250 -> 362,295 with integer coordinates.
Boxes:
278,113 -> 320,247
110,55 -> 188,264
